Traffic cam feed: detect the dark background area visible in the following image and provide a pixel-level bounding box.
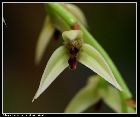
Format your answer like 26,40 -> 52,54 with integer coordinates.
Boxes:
3,3 -> 136,113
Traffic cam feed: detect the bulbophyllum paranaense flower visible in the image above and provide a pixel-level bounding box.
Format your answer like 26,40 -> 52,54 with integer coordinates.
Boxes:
35,3 -> 87,64
32,30 -> 122,102
65,75 -> 135,113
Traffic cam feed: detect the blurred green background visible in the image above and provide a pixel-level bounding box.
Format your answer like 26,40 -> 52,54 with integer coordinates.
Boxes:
3,3 -> 136,113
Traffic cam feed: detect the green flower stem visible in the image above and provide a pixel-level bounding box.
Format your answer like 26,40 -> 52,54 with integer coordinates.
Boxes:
45,3 -> 132,99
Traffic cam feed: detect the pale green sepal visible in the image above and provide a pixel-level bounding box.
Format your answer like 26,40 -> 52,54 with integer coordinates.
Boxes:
78,43 -> 122,91
35,16 -> 55,64
100,86 -> 135,113
32,46 -> 69,102
65,76 -> 101,113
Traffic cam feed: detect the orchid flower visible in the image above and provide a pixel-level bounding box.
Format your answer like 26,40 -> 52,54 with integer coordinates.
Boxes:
33,30 -> 122,102
32,3 -> 133,106
65,75 -> 136,113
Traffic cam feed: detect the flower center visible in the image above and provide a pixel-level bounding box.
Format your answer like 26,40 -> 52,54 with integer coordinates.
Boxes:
62,30 -> 83,70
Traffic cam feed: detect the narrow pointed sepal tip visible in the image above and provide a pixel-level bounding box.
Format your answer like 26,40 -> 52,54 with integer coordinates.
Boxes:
32,98 -> 35,103
32,94 -> 37,103
32,92 -> 38,103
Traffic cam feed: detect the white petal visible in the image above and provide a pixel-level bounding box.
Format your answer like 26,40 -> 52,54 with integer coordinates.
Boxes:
32,46 -> 69,102
78,43 -> 122,91
35,16 -> 55,64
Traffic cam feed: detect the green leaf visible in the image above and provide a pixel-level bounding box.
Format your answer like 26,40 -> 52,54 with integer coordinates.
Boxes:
32,46 -> 69,102
35,16 -> 55,64
65,75 -> 101,113
78,43 -> 122,91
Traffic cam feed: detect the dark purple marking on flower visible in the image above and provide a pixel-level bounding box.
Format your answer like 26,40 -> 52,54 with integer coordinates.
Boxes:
68,56 -> 77,70
69,46 -> 79,55
53,30 -> 60,41
71,23 -> 80,30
